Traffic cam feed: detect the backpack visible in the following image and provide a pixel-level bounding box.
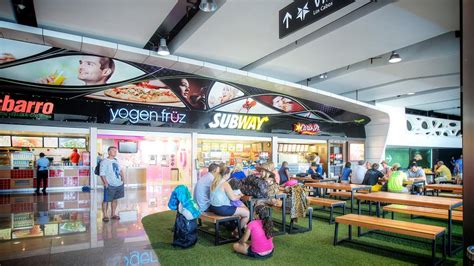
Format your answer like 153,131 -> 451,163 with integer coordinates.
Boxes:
94,159 -> 102,176
240,175 -> 269,198
172,212 -> 198,248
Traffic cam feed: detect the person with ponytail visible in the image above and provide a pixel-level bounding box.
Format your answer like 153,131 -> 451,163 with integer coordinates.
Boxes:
209,164 -> 249,232
233,205 -> 274,259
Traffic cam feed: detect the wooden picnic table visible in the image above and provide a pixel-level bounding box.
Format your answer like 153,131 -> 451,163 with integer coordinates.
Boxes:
425,184 -> 463,195
291,176 -> 318,183
355,191 -> 463,256
305,182 -> 372,213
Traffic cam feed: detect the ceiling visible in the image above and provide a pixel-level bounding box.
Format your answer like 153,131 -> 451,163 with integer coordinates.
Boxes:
0,0 -> 461,116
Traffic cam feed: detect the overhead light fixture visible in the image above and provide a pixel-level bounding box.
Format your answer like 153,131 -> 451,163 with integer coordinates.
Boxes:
199,0 -> 217,12
319,73 -> 328,79
157,38 -> 170,56
388,51 -> 402,63
407,92 -> 415,95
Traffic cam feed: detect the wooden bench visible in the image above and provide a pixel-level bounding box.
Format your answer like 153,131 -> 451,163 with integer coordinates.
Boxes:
198,212 -> 242,245
334,214 -> 446,264
383,204 -> 463,222
329,191 -> 351,199
307,197 -> 345,224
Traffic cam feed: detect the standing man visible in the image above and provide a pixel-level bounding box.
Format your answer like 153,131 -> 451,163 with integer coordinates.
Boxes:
69,148 -> 80,166
99,146 -> 125,222
35,152 -> 50,195
455,154 -> 463,175
194,163 -> 220,212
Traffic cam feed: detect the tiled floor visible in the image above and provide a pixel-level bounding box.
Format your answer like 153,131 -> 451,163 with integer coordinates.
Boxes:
0,185 -> 176,265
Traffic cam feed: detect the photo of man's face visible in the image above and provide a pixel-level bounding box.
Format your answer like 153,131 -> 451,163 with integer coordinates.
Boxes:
78,56 -> 113,85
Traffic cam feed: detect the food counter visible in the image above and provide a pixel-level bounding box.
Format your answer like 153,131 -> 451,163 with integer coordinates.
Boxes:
0,166 -> 90,191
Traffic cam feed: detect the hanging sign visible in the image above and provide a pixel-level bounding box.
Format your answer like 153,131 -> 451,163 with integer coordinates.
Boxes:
208,113 -> 269,131
293,122 -> 321,135
279,0 -> 355,38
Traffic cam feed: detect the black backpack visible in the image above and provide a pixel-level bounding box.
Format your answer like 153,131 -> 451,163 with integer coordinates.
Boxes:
94,159 -> 102,176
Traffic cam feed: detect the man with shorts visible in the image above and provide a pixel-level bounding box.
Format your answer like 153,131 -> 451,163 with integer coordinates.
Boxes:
100,146 -> 125,222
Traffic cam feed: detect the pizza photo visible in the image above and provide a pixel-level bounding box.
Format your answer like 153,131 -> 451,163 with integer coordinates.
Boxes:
86,80 -> 185,107
104,84 -> 180,103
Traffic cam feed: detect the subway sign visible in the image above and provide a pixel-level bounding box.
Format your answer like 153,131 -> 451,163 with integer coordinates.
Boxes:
208,113 -> 269,131
109,107 -> 187,124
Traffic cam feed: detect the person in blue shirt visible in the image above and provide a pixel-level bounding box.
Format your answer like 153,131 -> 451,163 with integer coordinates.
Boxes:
455,155 -> 463,175
36,153 -> 50,195
230,163 -> 247,180
340,162 -> 352,183
278,161 -> 290,185
316,164 -> 323,176
307,162 -> 317,176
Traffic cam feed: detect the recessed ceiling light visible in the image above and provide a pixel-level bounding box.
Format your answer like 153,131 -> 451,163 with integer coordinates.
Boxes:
388,51 -> 402,63
319,73 -> 328,79
407,92 -> 415,95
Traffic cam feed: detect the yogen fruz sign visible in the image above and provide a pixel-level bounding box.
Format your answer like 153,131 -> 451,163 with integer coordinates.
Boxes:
109,107 -> 187,125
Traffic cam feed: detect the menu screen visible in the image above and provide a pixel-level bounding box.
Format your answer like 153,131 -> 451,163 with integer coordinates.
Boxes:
59,138 -> 86,148
11,137 -> 43,148
0,136 -> 11,147
44,137 -> 58,148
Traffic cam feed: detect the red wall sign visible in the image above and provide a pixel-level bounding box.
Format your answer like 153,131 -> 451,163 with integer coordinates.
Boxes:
0,95 -> 54,115
293,123 -> 321,135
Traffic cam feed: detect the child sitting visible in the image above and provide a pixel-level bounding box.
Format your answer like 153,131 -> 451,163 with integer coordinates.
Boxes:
233,205 -> 274,259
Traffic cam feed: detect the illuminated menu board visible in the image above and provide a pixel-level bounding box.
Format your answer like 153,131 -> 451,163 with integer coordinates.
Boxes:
44,137 -> 58,148
0,136 -> 11,147
59,138 -> 86,148
11,136 -> 43,148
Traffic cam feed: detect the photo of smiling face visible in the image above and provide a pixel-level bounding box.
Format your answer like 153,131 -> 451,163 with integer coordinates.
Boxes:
78,56 -> 115,85
179,79 -> 190,99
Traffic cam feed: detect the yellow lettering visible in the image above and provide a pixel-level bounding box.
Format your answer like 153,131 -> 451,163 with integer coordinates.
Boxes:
247,116 -> 257,130
256,116 -> 269,130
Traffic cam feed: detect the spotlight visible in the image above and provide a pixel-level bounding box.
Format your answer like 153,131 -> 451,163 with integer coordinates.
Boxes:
388,51 -> 402,63
407,92 -> 415,95
319,73 -> 328,79
157,38 -> 170,56
199,0 -> 217,12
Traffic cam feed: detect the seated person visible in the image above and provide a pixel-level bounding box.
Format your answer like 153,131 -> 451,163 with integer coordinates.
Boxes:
340,162 -> 352,183
210,165 -> 249,232
230,163 -> 247,180
316,163 -> 323,176
362,163 -> 384,186
387,163 -> 408,193
307,162 -> 318,176
233,205 -> 274,259
194,163 -> 220,212
268,162 -> 280,185
434,161 -> 452,183
278,161 -> 290,185
407,163 -> 426,193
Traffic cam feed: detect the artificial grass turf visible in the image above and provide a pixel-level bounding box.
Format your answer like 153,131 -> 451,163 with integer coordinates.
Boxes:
142,205 -> 464,266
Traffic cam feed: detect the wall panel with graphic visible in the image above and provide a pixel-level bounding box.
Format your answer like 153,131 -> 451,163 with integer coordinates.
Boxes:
0,39 -> 369,138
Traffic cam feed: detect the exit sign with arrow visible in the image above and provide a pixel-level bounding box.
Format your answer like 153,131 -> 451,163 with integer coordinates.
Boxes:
279,0 -> 355,39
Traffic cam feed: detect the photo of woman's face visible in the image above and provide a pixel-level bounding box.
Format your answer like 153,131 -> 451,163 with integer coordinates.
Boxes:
179,79 -> 190,99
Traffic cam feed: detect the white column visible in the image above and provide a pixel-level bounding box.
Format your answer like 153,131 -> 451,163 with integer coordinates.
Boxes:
89,127 -> 97,189
272,136 -> 278,165
191,132 -> 198,190
327,140 -> 331,177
